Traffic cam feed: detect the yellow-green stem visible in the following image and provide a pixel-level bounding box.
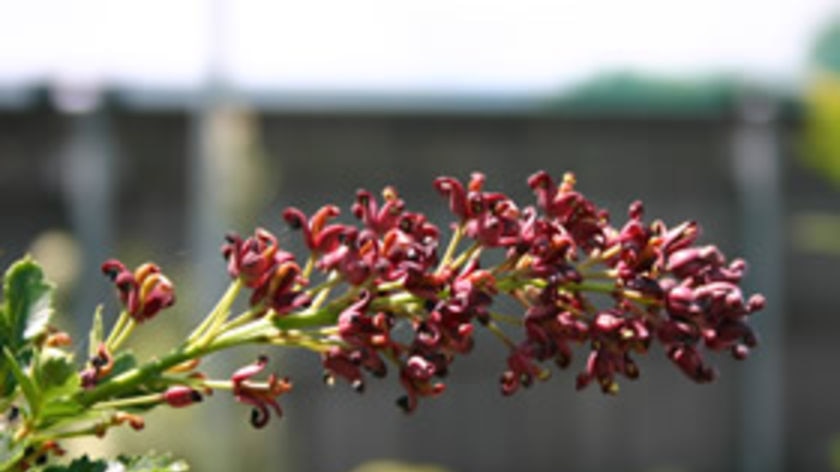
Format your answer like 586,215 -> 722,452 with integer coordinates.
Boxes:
219,307 -> 263,333
188,278 -> 244,347
299,254 -> 316,283
309,271 -> 341,310
485,321 -> 516,349
108,319 -> 137,352
489,311 -> 524,326
92,392 -> 162,411
437,224 -> 464,272
104,310 -> 130,351
450,243 -> 482,271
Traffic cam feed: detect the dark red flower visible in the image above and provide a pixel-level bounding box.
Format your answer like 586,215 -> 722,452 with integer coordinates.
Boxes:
222,228 -> 310,314
249,259 -> 310,315
500,346 -> 550,396
528,170 -> 609,251
397,355 -> 446,413
434,175 -> 472,221
231,356 -> 292,428
668,345 -> 716,383
318,227 -> 382,285
352,186 -> 405,235
283,205 -> 345,254
101,260 -> 175,323
322,346 -> 367,392
222,228 -> 293,288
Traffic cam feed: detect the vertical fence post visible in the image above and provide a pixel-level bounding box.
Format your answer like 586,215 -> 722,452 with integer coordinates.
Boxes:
57,85 -> 114,334
732,95 -> 785,472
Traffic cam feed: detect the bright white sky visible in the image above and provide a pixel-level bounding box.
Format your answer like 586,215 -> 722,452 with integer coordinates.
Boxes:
0,0 -> 836,93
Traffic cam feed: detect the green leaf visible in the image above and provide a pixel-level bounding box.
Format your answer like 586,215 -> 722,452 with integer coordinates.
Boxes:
39,397 -> 85,420
0,257 -> 54,397
40,453 -> 189,472
37,348 -> 79,400
35,348 -> 83,426
3,347 -> 41,417
117,452 -> 190,472
1,256 -> 54,346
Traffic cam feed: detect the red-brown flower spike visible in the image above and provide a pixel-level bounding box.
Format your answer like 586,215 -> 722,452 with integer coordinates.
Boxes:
81,169 -> 765,436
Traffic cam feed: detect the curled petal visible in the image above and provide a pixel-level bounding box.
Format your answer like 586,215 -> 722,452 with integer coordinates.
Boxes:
434,176 -> 470,220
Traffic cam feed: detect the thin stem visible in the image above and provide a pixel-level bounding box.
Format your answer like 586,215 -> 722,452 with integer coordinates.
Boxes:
77,298 -> 344,409
104,310 -> 130,351
485,321 -> 516,349
492,253 -> 524,276
489,311 -> 524,326
622,289 -> 662,307
562,281 -> 618,295
108,319 -> 136,352
450,242 -> 482,271
309,271 -> 341,310
92,393 -> 162,411
370,291 -> 425,318
267,336 -> 335,352
496,273 -> 533,292
211,318 -> 277,348
299,254 -> 316,284
30,423 -> 108,443
577,243 -> 621,271
219,307 -> 263,333
202,379 -> 233,390
577,269 -> 618,280
187,278 -> 244,347
437,224 -> 464,272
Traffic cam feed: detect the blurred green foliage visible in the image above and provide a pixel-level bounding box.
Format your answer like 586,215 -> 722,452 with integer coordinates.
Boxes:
547,72 -> 739,115
830,434 -> 840,471
802,19 -> 840,186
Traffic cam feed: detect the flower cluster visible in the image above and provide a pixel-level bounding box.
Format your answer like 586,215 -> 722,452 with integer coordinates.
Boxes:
0,170 -> 767,472
215,170 -> 763,415
220,229 -> 310,314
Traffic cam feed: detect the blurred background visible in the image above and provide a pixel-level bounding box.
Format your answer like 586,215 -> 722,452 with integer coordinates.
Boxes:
1,0 -> 840,471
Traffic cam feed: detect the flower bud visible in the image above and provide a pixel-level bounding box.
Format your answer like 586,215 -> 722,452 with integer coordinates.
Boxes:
163,386 -> 203,408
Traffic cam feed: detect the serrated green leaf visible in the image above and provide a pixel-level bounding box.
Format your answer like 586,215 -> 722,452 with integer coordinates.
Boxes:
34,348 -> 82,426
117,452 -> 189,472
1,257 -> 54,398
42,455 -> 108,472
37,348 -> 79,400
1,256 -> 54,346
